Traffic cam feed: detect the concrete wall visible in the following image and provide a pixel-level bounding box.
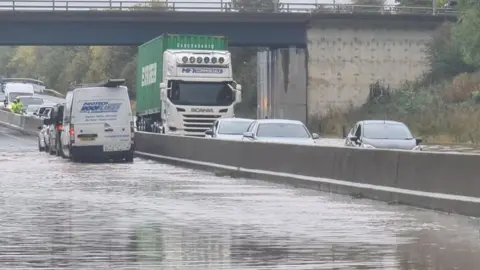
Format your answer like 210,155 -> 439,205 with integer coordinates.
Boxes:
0,109 -> 42,136
306,17 -> 437,117
134,132 -> 480,218
256,47 -> 308,123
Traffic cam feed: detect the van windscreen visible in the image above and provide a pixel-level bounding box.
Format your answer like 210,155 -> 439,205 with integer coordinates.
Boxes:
75,99 -> 129,124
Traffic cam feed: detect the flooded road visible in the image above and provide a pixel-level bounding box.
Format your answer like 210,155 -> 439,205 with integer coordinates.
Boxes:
1,126 -> 480,269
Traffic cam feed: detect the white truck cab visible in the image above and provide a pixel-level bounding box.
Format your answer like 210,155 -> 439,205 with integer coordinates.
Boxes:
145,50 -> 242,137
59,79 -> 135,162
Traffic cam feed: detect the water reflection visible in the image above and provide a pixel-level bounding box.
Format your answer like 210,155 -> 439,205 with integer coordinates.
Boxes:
396,221 -> 480,270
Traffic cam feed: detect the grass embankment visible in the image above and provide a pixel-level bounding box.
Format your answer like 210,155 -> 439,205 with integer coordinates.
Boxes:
311,73 -> 480,145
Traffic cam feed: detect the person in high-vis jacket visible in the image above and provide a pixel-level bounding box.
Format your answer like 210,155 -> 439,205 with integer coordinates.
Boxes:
12,98 -> 24,114
10,99 -> 17,113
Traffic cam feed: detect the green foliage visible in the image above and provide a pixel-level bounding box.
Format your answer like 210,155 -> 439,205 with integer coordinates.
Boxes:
0,46 -> 138,95
0,45 -> 258,117
233,0 -> 281,12
425,23 -> 474,83
351,0 -> 385,5
394,0 -> 434,6
454,8 -> 480,69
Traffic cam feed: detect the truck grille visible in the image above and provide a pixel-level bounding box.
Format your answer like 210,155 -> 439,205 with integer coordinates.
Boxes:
183,114 -> 221,135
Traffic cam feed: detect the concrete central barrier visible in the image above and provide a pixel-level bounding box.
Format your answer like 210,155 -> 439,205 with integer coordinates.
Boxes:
0,109 -> 43,136
135,132 -> 480,217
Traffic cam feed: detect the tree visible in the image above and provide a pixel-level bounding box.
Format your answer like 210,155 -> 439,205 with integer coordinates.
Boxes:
454,8 -> 480,69
233,0 -> 281,12
130,0 -> 170,11
425,23 -> 473,82
351,0 -> 385,5
394,0 -> 435,6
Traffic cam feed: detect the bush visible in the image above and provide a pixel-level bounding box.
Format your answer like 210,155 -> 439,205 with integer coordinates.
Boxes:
442,73 -> 480,103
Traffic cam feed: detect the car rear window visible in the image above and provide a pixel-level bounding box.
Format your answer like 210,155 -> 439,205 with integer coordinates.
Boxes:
363,123 -> 413,140
257,123 -> 310,138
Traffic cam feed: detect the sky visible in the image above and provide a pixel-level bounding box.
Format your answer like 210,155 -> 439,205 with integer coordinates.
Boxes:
3,0 -> 398,11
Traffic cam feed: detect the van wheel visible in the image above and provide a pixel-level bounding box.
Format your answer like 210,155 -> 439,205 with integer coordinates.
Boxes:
56,139 -> 62,157
70,153 -> 80,162
60,144 -> 67,159
124,151 -> 134,163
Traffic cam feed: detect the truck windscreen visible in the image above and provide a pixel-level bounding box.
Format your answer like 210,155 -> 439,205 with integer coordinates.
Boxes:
169,81 -> 234,106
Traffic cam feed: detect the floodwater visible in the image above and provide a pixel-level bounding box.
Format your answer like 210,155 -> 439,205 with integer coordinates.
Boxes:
0,126 -> 479,269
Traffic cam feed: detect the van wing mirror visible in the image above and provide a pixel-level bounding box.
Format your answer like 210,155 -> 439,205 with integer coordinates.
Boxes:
243,132 -> 255,139
312,133 -> 320,139
415,138 -> 423,145
348,134 -> 358,142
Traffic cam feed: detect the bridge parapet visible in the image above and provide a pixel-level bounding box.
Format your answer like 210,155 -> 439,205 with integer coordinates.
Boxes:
0,0 -> 460,17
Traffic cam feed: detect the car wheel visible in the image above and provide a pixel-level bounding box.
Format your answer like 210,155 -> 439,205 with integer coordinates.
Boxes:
38,139 -> 45,152
48,141 -> 55,155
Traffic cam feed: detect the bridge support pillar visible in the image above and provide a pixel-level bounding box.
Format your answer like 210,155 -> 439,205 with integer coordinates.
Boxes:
256,47 -> 307,123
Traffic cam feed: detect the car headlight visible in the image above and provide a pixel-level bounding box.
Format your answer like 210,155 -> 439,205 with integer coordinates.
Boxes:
362,144 -> 376,149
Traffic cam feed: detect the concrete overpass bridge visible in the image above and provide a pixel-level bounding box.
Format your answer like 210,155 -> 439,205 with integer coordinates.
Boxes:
0,0 -> 460,123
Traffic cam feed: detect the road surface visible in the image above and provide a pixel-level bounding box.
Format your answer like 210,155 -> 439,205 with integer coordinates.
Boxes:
1,126 -> 479,269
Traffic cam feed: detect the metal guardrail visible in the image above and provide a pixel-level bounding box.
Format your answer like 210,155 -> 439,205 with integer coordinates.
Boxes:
0,0 -> 461,15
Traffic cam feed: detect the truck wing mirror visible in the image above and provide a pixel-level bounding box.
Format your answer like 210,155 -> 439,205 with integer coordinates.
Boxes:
236,84 -> 242,91
159,82 -> 167,89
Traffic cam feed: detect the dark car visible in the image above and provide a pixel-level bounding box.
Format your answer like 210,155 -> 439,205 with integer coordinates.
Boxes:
345,120 -> 422,151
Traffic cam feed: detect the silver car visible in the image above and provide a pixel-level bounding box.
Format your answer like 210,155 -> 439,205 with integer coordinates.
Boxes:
242,119 -> 319,145
344,120 -> 422,151
205,118 -> 254,140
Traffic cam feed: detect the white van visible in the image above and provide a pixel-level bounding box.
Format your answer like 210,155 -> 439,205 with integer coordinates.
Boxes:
2,83 -> 35,110
59,79 -> 135,162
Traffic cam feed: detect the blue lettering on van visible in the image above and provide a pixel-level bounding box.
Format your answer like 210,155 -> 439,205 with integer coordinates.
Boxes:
80,102 -> 122,113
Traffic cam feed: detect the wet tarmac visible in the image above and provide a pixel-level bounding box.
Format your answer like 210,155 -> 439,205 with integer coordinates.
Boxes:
1,126 -> 480,269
